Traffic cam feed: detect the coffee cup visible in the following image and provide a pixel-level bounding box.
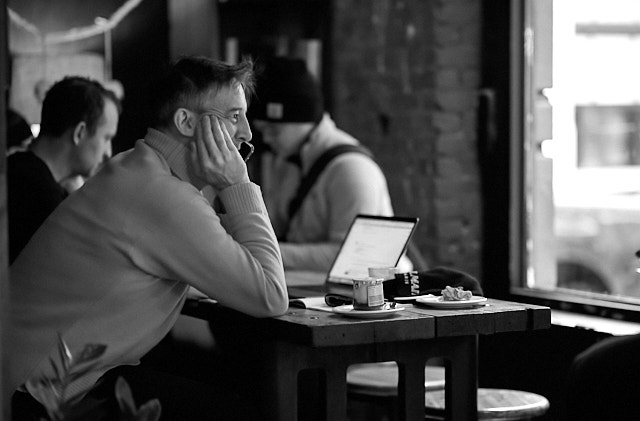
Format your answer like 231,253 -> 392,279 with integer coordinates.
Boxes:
368,267 -> 398,280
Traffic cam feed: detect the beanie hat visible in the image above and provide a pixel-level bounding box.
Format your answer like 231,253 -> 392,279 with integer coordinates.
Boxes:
251,56 -> 323,123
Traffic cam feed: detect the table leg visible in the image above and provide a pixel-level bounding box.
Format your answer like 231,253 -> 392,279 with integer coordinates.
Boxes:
397,359 -> 428,421
325,365 -> 348,420
262,341 -> 354,421
260,341 -> 300,421
443,335 -> 478,421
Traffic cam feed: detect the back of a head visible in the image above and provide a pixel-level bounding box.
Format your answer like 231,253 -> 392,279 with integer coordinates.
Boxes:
147,56 -> 255,130
250,56 -> 324,124
39,76 -> 121,138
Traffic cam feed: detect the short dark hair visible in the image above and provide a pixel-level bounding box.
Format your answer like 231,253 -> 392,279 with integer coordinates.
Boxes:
39,76 -> 121,138
148,56 -> 255,129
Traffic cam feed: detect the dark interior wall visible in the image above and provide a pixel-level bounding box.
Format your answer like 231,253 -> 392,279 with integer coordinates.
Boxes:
1,0 -> 8,417
331,0 -> 483,276
218,0 -> 332,110
7,0 -> 170,153
218,0 -> 329,54
479,0 -> 515,299
110,0 -> 169,153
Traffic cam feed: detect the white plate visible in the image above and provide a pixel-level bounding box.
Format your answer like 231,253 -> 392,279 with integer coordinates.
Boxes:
333,304 -> 405,319
415,296 -> 487,309
393,294 -> 437,302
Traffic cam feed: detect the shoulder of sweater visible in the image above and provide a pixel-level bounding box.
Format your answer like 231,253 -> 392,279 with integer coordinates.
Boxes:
105,145 -> 198,200
117,140 -> 172,173
310,154 -> 386,193
302,135 -> 366,169
311,120 -> 360,147
323,152 -> 383,176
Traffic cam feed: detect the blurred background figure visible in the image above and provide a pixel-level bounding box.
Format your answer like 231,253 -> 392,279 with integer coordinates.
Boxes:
7,75 -> 121,264
250,56 -> 409,272
6,107 -> 33,155
564,332 -> 640,421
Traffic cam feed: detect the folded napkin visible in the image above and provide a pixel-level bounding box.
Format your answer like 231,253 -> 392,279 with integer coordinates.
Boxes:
383,266 -> 484,298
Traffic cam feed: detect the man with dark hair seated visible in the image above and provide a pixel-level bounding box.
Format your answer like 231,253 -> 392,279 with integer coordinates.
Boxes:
7,76 -> 120,264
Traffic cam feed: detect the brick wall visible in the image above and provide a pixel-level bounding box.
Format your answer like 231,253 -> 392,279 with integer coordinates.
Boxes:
331,0 -> 482,277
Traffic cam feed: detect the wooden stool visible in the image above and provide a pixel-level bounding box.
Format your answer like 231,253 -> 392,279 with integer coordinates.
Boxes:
347,362 -> 445,421
347,363 -> 549,421
424,388 -> 550,420
348,362 -> 446,396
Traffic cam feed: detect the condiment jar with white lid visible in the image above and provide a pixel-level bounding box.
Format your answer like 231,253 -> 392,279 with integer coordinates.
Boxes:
352,276 -> 385,310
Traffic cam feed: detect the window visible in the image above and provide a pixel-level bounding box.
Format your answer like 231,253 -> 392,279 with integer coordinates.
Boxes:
517,0 -> 640,314
576,105 -> 640,167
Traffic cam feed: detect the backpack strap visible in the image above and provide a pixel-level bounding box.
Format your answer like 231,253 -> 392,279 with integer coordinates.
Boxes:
284,144 -> 373,238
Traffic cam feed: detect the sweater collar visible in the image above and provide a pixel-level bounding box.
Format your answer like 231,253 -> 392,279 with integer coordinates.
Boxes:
143,128 -> 206,190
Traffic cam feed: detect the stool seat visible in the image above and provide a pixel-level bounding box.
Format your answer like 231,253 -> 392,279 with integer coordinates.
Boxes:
347,363 -> 549,421
424,388 -> 550,420
347,362 -> 446,397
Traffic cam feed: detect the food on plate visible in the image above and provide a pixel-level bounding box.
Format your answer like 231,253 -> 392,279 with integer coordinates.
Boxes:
441,285 -> 473,301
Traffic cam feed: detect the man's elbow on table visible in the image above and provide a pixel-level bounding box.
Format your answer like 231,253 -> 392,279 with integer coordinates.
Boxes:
250,290 -> 289,318
234,276 -> 289,318
193,274 -> 289,318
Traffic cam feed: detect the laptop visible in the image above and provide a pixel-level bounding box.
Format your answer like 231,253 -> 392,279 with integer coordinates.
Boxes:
287,214 -> 419,298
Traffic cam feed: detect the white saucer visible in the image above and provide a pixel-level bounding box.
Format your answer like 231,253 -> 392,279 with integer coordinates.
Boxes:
333,304 -> 405,319
393,294 -> 437,302
415,296 -> 487,309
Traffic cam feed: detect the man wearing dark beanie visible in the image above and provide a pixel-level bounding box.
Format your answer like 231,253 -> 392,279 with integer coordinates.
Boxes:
251,56 -> 410,272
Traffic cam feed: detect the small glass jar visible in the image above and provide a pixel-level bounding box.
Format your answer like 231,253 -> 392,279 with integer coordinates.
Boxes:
352,276 -> 385,310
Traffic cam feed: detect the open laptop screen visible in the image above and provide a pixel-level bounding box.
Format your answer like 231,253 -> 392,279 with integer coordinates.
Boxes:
327,215 -> 419,285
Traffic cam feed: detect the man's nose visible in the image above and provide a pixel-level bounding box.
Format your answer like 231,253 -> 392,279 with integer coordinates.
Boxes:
236,115 -> 252,143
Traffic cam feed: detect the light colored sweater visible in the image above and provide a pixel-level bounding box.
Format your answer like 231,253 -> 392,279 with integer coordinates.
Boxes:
261,114 -> 395,271
8,128 -> 288,401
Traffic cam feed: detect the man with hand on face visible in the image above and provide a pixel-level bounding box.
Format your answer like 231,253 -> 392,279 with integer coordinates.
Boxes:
9,56 -> 287,420
7,76 -> 120,263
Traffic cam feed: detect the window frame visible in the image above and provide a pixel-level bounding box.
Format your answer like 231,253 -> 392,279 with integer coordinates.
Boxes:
506,0 -> 640,323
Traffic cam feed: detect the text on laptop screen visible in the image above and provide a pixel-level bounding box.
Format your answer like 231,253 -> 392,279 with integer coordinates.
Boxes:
328,216 -> 417,284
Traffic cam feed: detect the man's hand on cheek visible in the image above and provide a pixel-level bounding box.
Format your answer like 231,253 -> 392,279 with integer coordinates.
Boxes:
192,115 -> 250,191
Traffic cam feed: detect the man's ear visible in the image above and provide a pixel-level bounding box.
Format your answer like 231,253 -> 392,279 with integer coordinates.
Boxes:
72,122 -> 87,146
174,108 -> 197,136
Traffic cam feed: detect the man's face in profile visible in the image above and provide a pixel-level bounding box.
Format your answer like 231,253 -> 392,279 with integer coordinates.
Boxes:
198,83 -> 252,151
74,98 -> 119,177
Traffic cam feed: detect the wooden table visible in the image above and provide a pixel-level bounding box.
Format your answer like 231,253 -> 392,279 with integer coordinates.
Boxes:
183,298 -> 550,421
